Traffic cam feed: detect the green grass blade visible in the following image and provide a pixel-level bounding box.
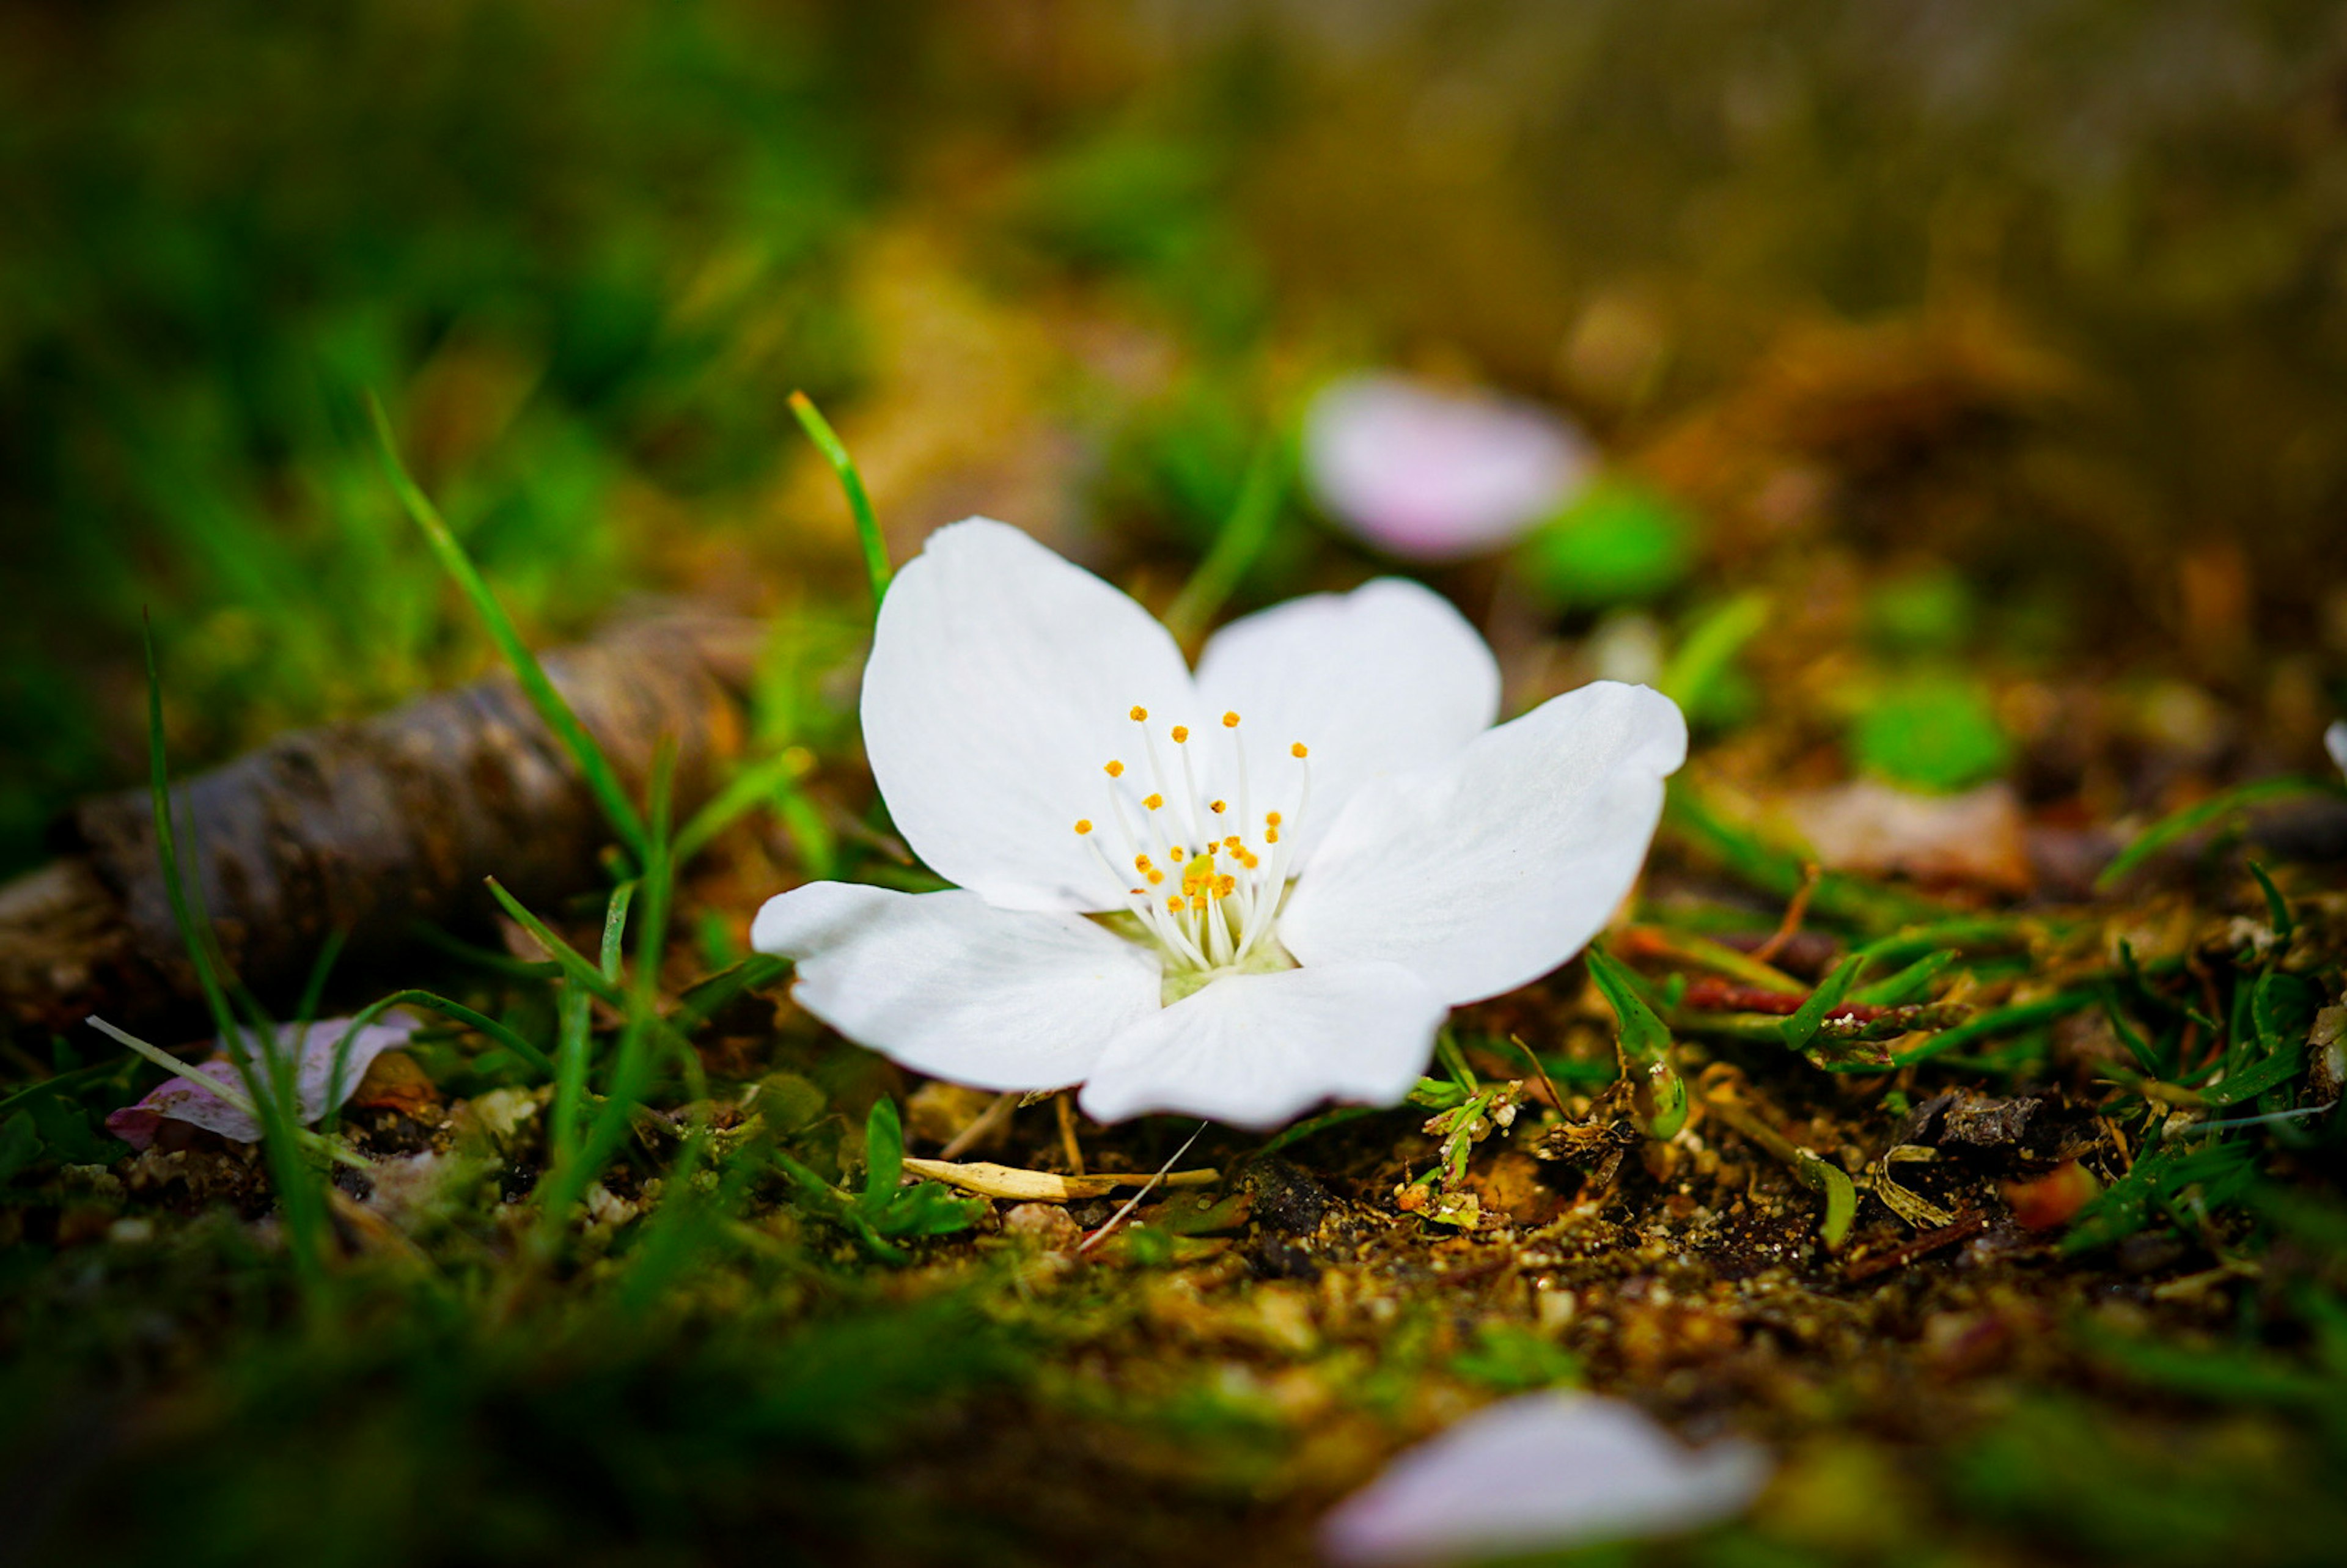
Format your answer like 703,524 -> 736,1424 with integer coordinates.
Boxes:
1657,592 -> 1769,714
2095,776 -> 2342,890
141,620 -> 327,1284
364,393 -> 650,861
1585,947 -> 1688,1140
788,390 -> 890,616
1164,434 -> 1288,646
1779,953 -> 1870,1055
672,748 -> 815,866
485,877 -> 627,1007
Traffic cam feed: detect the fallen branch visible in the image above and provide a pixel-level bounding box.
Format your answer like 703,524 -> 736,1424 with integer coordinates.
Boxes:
1,615 -> 762,1042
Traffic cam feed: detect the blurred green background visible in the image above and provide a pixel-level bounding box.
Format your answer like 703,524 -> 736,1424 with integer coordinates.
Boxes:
6,0 -> 2346,870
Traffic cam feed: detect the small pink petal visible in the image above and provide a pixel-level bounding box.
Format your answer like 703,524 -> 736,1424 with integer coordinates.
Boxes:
1304,374 -> 1592,562
1320,1393 -> 1769,1566
105,1014 -> 419,1151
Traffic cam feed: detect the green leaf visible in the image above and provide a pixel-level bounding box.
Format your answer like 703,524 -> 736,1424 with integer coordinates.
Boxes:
1780,953 -> 1870,1056
1585,948 -> 1687,1140
1515,480 -> 1699,607
862,1097 -> 906,1207
1849,672 -> 2011,793
1793,1151 -> 1857,1251
0,1113 -> 43,1187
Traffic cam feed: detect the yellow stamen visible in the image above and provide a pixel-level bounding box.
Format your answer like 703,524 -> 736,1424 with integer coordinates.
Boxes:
1266,827 -> 1280,844
1222,711 -> 1240,728
1210,799 -> 1227,814
1105,760 -> 1125,778
1129,705 -> 1149,722
1073,819 -> 1093,835
1170,725 -> 1189,743
1169,844 -> 1186,862
1266,811 -> 1282,826
1291,742 -> 1309,758
1166,895 -> 1183,914
1143,793 -> 1164,811
1147,870 -> 1165,885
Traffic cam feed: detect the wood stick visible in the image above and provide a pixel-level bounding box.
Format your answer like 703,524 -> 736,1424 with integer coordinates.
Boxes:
1,614 -> 763,1043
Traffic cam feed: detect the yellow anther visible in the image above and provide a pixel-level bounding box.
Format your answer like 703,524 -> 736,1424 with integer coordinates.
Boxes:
1217,876 -> 1236,896
1129,705 -> 1149,722
1134,854 -> 1152,870
1147,870 -> 1166,885
1266,827 -> 1281,844
1210,799 -> 1227,814
1240,850 -> 1260,869
1104,760 -> 1125,778
1143,793 -> 1164,810
1170,725 -> 1189,743
1224,835 -> 1242,852
1166,895 -> 1183,914
1169,844 -> 1185,862
1291,742 -> 1309,758
1222,711 -> 1240,728
1190,894 -> 1207,912
1266,811 -> 1283,826
1073,819 -> 1093,835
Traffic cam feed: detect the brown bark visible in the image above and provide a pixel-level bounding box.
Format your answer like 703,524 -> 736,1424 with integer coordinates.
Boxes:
1,614 -> 763,1043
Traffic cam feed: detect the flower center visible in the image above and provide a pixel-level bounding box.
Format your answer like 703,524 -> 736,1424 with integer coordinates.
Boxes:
1072,706 -> 1312,996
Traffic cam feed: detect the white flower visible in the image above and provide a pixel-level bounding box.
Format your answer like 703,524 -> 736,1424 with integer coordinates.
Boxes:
751,519 -> 1685,1130
1303,373 -> 1593,562
104,1013 -> 417,1151
2328,720 -> 2346,779
1318,1392 -> 1770,1566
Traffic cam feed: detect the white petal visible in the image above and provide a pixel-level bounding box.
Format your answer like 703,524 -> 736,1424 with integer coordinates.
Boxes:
1076,962 -> 1444,1131
752,882 -> 1160,1091
862,518 -> 1198,912
1195,578 -> 1500,862
2328,720 -> 2347,780
1319,1392 -> 1770,1566
1302,373 -> 1592,562
1280,682 -> 1687,1005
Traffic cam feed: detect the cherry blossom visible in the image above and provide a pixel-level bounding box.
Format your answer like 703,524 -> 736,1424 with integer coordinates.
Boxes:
752,519 -> 1684,1129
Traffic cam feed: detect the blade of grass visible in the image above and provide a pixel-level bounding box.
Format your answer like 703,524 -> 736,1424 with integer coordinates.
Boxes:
1585,948 -> 1688,1139
1780,953 -> 1870,1056
673,747 -> 815,865
1164,433 -> 1289,646
364,392 -> 649,862
485,877 -> 627,1008
141,621 -> 327,1284
1657,592 -> 1769,714
788,391 -> 890,616
2095,776 -> 2343,890
1851,949 -> 1956,1008
534,742 -> 678,1252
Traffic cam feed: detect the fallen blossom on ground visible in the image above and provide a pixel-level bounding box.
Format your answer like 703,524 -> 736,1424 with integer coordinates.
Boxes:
105,1013 -> 419,1151
1318,1391 -> 1770,1566
1302,373 -> 1593,562
752,518 -> 1684,1130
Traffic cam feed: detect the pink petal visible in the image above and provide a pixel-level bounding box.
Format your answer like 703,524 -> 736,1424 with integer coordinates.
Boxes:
1303,374 -> 1592,562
